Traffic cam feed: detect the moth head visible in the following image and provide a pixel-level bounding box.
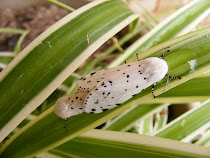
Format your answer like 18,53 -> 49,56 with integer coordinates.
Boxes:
55,91 -> 88,119
141,57 -> 168,83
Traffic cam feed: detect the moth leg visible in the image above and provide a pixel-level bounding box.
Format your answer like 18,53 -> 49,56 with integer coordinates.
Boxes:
165,74 -> 181,80
163,74 -> 181,92
64,119 -> 68,134
60,118 -> 68,134
152,82 -> 157,98
136,53 -> 140,61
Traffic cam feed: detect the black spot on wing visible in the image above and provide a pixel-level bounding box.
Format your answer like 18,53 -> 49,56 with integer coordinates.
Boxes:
90,72 -> 96,76
102,109 -> 109,112
94,100 -> 99,104
91,109 -> 96,112
79,77 -> 86,80
108,80 -> 113,85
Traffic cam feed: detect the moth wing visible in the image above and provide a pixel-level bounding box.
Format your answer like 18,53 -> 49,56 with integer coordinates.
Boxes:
76,70 -> 107,91
76,63 -> 135,91
83,89 -> 128,114
83,60 -> 162,113
83,78 -> 142,114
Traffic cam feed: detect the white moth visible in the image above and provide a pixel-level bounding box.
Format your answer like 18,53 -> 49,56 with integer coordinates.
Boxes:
55,52 -> 180,119
77,57 -> 168,114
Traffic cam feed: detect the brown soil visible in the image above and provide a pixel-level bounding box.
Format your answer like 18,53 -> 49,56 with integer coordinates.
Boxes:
0,4 -> 69,51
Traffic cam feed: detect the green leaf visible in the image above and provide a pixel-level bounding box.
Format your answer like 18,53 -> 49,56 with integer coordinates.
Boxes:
155,100 -> 210,141
137,115 -> 153,135
153,107 -> 168,132
156,75 -> 210,103
103,103 -> 169,131
1,27 -> 209,158
49,129 -> 210,158
195,129 -> 210,147
109,0 -> 210,67
0,0 -> 138,143
129,17 -> 140,33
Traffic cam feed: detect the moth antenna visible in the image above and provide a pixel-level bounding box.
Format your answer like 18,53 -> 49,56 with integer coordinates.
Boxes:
136,53 -> 140,61
160,47 -> 170,59
152,82 -> 157,98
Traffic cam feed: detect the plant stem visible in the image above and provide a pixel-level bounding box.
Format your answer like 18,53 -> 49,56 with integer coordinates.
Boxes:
14,30 -> 30,56
45,0 -> 75,12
